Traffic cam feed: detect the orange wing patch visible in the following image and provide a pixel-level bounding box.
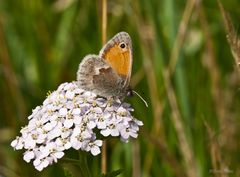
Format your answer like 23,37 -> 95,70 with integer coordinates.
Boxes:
102,44 -> 130,77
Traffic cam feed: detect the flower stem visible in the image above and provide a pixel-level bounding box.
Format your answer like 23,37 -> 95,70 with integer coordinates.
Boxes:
78,151 -> 92,177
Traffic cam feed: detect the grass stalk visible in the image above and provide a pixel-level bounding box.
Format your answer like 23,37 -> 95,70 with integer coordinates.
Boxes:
169,0 -> 198,74
218,0 -> 240,69
101,0 -> 107,174
165,0 -> 198,176
163,69 -> 198,177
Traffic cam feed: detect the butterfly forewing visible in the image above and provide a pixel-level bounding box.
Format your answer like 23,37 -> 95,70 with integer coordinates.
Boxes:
99,32 -> 133,89
77,32 -> 133,99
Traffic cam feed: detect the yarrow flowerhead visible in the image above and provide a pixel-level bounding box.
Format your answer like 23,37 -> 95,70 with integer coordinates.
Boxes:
11,82 -> 143,171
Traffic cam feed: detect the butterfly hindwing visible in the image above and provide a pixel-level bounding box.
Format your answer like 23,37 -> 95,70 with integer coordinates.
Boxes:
77,55 -> 125,98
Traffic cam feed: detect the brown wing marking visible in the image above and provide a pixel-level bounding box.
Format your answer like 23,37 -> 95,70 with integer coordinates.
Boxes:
92,67 -> 123,96
77,55 -> 108,91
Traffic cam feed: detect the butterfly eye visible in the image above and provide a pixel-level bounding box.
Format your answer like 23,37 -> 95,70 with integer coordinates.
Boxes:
119,42 -> 126,49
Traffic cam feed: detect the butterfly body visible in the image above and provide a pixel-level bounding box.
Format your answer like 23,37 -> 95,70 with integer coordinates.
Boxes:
77,32 -> 132,99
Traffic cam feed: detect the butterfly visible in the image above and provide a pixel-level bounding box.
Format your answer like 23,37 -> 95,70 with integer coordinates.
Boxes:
77,32 -> 133,99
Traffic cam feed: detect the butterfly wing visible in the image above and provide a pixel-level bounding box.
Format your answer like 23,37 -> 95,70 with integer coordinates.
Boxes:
99,32 -> 133,91
77,55 -> 125,98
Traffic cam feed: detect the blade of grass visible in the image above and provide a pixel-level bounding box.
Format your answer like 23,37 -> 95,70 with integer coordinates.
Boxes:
203,120 -> 228,177
53,3 -> 78,83
168,0 -> 198,74
163,68 -> 198,177
132,141 -> 141,177
164,0 -> 199,176
142,128 -> 185,177
0,16 -> 27,124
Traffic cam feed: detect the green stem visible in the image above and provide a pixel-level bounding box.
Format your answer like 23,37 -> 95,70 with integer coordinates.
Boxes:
78,151 -> 92,177
62,158 -> 81,165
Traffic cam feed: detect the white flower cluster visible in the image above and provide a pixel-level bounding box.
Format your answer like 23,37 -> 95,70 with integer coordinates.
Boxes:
11,82 -> 143,171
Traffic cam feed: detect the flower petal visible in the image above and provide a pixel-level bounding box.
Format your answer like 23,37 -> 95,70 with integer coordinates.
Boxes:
23,151 -> 35,163
91,146 -> 101,156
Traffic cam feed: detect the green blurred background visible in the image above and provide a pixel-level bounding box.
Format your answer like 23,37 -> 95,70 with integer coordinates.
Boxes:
1,0 -> 240,177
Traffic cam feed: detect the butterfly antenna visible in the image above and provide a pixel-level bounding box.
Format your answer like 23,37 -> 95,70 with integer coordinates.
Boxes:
132,90 -> 148,107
